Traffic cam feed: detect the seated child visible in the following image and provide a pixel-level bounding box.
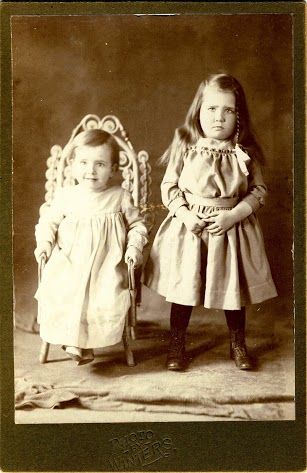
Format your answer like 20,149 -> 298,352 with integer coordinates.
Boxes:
34,129 -> 148,365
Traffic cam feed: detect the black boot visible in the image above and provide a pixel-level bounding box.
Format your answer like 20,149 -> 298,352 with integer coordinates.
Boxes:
166,327 -> 187,371
166,303 -> 192,371
225,308 -> 253,370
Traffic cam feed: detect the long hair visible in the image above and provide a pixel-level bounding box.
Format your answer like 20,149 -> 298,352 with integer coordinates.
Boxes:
65,129 -> 120,167
160,73 -> 265,166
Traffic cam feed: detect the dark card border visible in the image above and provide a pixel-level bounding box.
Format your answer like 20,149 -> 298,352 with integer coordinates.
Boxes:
1,2 -> 306,472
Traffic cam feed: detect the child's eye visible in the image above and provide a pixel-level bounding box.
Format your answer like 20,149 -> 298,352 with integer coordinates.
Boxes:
208,107 -> 216,111
97,163 -> 104,167
226,109 -> 235,114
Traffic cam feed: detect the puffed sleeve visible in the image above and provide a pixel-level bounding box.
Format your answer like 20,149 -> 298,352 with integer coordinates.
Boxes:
35,187 -> 66,246
160,152 -> 188,216
241,161 -> 267,213
121,190 -> 149,252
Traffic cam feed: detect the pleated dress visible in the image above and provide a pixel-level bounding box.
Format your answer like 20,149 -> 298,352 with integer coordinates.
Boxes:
35,185 -> 148,348
144,137 -> 277,310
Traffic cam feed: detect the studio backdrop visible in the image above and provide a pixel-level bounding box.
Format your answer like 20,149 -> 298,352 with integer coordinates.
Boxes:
12,13 -> 293,330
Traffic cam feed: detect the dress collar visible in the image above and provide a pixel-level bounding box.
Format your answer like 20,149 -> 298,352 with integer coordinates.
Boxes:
193,138 -> 251,176
196,137 -> 234,150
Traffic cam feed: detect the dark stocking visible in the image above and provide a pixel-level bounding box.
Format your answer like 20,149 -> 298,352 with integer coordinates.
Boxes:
170,303 -> 193,330
167,303 -> 193,371
224,307 -> 246,331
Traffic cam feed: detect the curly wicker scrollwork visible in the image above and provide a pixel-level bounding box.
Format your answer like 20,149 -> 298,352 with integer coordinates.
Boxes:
81,115 -> 101,130
39,145 -> 62,216
100,115 -> 121,135
101,115 -> 132,149
121,166 -> 134,193
118,150 -> 136,195
138,150 -> 154,232
138,150 -> 152,206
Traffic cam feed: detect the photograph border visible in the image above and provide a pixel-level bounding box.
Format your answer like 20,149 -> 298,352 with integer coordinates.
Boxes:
1,1 -> 306,472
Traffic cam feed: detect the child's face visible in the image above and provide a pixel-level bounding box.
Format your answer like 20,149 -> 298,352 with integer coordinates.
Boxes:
72,144 -> 115,192
199,85 -> 237,141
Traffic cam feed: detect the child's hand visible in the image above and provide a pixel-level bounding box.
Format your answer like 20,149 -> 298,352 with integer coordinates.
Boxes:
125,246 -> 143,268
204,211 -> 237,236
181,212 -> 206,236
34,242 -> 52,263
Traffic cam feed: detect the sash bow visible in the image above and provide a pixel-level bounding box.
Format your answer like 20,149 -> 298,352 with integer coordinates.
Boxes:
235,144 -> 250,176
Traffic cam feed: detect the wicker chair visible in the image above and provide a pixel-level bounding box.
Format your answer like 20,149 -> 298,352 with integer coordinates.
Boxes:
36,114 -> 153,366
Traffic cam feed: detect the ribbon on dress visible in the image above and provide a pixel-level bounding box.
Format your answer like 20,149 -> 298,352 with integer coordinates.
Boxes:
235,144 -> 251,176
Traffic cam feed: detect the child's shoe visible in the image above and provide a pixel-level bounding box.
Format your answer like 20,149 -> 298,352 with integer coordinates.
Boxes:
77,349 -> 95,366
62,345 -> 82,363
166,328 -> 187,371
229,330 -> 253,370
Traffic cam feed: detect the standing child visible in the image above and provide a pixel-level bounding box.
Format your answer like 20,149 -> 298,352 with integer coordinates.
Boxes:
34,129 -> 148,365
144,73 -> 277,371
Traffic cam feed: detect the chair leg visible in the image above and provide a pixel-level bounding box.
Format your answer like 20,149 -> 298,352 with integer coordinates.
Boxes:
127,260 -> 137,340
130,327 -> 137,340
39,340 -> 50,364
122,316 -> 136,367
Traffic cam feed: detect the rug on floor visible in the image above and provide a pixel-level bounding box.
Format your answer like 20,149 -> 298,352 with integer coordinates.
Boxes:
14,306 -> 295,422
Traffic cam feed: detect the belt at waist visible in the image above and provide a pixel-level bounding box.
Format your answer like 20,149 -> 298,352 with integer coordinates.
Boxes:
185,194 -> 239,208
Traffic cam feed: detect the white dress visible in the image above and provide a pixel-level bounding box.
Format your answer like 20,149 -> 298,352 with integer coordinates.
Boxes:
35,185 -> 148,348
144,138 -> 277,310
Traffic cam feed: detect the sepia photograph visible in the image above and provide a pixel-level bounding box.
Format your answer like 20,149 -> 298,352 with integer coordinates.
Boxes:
1,1 -> 306,472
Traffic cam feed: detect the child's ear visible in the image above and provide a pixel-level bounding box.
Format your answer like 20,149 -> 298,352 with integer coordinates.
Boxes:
112,163 -> 118,174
